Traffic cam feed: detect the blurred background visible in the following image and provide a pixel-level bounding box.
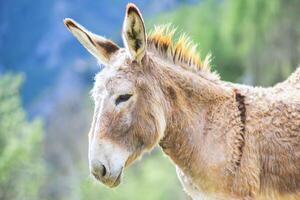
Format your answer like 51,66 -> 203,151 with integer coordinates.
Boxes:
0,0 -> 299,199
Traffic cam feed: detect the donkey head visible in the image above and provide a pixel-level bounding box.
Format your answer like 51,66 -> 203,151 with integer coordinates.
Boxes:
64,3 -> 166,187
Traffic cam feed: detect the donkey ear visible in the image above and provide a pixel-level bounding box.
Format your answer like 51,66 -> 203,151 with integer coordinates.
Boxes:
122,3 -> 146,62
64,18 -> 119,65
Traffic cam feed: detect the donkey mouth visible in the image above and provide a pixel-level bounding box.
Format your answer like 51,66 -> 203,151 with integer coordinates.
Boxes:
105,169 -> 122,188
94,168 -> 123,188
110,170 -> 122,187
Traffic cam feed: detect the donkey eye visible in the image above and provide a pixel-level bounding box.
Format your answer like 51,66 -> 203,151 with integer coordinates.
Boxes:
115,94 -> 132,105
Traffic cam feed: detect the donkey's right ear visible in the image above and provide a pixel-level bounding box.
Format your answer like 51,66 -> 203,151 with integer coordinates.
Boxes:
64,18 -> 119,65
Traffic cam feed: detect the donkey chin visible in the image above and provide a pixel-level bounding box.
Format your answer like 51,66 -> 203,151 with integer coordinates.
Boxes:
89,140 -> 131,188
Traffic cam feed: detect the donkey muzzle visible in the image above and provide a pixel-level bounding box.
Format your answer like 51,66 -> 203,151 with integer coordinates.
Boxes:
90,159 -> 123,188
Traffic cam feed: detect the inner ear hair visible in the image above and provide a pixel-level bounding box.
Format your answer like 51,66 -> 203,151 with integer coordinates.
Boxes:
95,39 -> 120,56
123,3 -> 146,62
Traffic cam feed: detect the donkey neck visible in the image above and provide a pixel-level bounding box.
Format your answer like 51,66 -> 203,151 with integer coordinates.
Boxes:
154,58 -> 244,193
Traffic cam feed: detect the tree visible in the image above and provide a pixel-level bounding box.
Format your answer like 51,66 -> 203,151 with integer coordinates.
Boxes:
0,73 -> 45,200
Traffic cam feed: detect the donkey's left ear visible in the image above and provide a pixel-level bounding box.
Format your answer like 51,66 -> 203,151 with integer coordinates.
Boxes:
122,3 -> 146,62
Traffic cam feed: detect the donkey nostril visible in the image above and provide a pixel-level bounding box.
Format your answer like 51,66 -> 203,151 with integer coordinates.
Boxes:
91,160 -> 107,179
101,164 -> 106,177
102,165 -> 106,177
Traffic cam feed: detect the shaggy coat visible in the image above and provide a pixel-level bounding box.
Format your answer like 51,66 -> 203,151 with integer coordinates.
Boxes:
64,3 -> 300,200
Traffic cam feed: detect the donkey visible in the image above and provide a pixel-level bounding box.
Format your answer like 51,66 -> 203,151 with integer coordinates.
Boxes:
64,3 -> 300,200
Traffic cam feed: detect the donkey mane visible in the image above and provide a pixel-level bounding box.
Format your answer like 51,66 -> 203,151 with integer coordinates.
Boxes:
147,24 -> 220,81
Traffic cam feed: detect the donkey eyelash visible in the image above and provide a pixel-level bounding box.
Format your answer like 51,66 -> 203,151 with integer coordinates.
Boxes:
115,94 -> 133,105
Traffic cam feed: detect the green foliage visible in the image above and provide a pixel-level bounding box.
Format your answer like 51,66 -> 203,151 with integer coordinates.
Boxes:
79,151 -> 186,200
148,0 -> 300,86
0,73 -> 45,200
222,0 -> 282,85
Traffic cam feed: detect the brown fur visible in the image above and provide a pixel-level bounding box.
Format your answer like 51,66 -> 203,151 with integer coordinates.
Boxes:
91,49 -> 300,199
147,53 -> 300,199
